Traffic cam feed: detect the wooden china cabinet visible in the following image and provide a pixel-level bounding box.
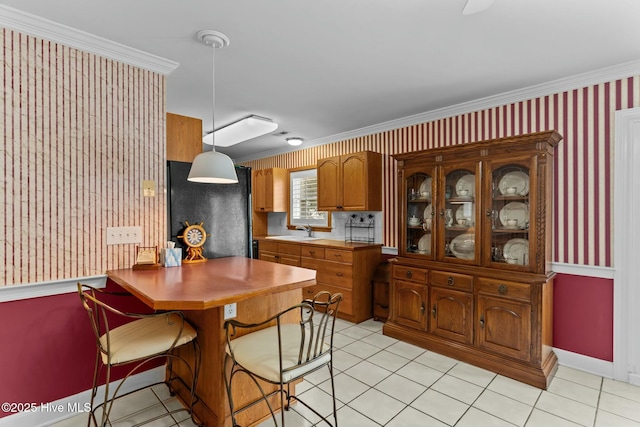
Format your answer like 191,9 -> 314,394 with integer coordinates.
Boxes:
383,130 -> 562,389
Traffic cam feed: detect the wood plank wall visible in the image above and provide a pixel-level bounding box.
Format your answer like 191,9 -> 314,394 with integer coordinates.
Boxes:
242,77 -> 640,268
0,29 -> 166,286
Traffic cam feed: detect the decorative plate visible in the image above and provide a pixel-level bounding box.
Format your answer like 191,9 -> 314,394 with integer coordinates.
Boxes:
450,233 -> 475,260
418,234 -> 431,254
455,174 -> 475,197
418,177 -> 432,199
498,171 -> 529,196
424,204 -> 434,220
499,202 -> 528,227
503,238 -> 529,265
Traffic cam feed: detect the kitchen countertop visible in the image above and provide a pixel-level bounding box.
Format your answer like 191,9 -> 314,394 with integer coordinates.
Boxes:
106,256 -> 316,311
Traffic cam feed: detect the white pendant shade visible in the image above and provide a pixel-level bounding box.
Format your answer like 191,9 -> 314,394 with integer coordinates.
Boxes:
203,115 -> 278,147
188,29 -> 238,184
188,150 -> 238,183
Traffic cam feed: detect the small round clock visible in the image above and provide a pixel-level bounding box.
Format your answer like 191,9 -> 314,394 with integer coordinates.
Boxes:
178,221 -> 209,263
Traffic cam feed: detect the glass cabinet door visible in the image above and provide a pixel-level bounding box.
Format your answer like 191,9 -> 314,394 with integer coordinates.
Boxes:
439,163 -> 479,263
485,160 -> 532,269
405,170 -> 434,258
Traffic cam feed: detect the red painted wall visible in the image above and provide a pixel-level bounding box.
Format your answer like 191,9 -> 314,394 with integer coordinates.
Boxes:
0,281 -> 157,419
553,273 -> 614,361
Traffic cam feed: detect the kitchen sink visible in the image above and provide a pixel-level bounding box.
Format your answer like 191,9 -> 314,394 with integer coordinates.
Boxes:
265,235 -> 321,241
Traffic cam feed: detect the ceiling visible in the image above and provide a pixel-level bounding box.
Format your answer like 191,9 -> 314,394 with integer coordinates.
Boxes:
2,0 -> 640,162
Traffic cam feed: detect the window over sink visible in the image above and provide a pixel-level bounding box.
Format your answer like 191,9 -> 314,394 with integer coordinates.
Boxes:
289,168 -> 329,228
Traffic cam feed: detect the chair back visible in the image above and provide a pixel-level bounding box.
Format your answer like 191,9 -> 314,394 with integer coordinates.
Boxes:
299,291 -> 342,361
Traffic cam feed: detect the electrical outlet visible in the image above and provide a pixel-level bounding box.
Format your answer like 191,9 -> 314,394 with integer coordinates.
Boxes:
224,303 -> 237,320
106,226 -> 142,245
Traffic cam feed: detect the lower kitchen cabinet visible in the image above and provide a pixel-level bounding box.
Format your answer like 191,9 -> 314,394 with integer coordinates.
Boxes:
260,239 -> 381,323
258,241 -> 301,266
389,280 -> 427,330
477,295 -> 532,361
429,287 -> 473,345
385,262 -> 556,389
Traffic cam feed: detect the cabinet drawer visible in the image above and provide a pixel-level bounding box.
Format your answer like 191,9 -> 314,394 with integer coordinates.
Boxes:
303,284 -> 353,315
278,243 -> 301,256
260,240 -> 278,252
477,278 -> 530,302
324,248 -> 353,263
393,265 -> 428,283
431,271 -> 473,292
278,254 -> 300,267
301,246 -> 325,259
301,257 -> 320,270
317,261 -> 352,288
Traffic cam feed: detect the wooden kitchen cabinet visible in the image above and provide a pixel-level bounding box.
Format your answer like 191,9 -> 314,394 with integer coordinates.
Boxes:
252,168 -> 287,212
261,239 -> 381,323
258,240 -> 300,266
390,279 -> 427,330
166,113 -> 202,162
317,151 -> 382,211
384,130 -> 561,389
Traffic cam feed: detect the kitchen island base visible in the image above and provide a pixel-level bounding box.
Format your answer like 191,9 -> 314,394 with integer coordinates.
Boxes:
170,289 -> 303,427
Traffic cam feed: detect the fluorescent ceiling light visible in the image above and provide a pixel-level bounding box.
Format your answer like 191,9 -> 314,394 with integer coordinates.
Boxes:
203,115 -> 278,147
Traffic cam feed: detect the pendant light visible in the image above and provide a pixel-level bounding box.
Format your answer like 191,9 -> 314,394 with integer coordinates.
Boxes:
188,30 -> 238,184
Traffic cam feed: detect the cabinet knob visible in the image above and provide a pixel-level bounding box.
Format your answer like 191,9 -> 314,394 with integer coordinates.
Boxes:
480,317 -> 485,329
498,284 -> 508,295
447,276 -> 455,286
439,209 -> 445,217
336,273 -> 344,277
406,270 -> 413,279
420,304 -> 425,314
486,209 -> 493,217
432,305 -> 437,318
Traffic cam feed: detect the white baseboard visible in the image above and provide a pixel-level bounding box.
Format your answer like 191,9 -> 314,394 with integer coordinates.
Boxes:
0,366 -> 165,427
554,347 -> 614,379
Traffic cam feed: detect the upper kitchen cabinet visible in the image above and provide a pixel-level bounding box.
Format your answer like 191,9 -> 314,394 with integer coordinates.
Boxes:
317,151 -> 382,211
166,113 -> 202,163
252,168 -> 287,212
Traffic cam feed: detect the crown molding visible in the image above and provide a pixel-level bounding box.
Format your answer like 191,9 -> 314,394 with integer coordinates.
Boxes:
235,59 -> 640,164
0,4 -> 179,75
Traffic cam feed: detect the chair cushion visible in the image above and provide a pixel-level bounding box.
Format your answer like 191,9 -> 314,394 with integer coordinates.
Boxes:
227,324 -> 331,383
100,313 -> 197,365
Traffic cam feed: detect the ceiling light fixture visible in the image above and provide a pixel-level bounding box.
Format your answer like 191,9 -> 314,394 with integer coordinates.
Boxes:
462,0 -> 494,15
286,137 -> 304,146
188,30 -> 238,184
203,115 -> 278,147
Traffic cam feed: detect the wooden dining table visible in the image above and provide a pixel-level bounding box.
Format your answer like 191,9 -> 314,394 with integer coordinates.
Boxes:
107,256 -> 316,427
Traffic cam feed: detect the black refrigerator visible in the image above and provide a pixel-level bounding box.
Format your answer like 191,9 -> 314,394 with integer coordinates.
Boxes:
167,161 -> 253,259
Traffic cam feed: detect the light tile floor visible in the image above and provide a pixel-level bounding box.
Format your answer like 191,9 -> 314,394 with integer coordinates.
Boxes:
53,318 -> 640,427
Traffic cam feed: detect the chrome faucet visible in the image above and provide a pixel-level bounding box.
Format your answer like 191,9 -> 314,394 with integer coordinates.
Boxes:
296,224 -> 312,237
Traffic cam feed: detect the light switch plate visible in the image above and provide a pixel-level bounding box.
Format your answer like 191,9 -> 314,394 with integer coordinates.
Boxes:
106,226 -> 142,245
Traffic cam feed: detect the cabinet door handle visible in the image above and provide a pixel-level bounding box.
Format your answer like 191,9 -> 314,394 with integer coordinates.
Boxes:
432,305 -> 437,318
447,276 -> 455,286
406,270 -> 413,279
498,284 -> 508,295
486,208 -> 493,217
420,303 -> 425,314
309,251 -> 315,255
439,209 -> 445,217
336,273 -> 344,277
480,317 -> 485,329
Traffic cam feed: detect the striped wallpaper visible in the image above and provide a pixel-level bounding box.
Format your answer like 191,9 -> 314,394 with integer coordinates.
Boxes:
243,76 -> 640,268
0,28 -> 166,286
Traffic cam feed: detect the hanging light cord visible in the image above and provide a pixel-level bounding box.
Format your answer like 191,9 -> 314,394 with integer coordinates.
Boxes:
210,42 -> 217,152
